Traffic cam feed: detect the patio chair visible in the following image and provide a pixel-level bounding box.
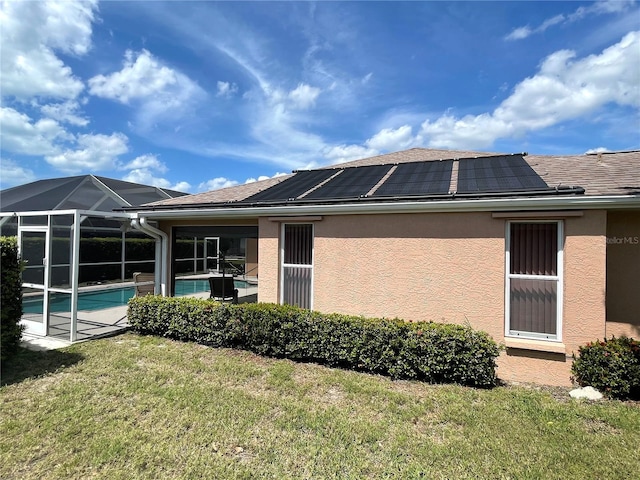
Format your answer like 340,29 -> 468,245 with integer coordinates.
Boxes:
208,276 -> 238,304
133,272 -> 155,297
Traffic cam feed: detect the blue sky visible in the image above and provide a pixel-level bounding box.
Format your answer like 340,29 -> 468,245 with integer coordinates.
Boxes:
1,1 -> 639,193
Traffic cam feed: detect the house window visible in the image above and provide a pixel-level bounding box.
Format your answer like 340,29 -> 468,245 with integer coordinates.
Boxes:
506,221 -> 563,341
281,224 -> 313,309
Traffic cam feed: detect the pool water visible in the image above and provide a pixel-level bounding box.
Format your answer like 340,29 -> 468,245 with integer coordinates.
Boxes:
23,279 -> 250,313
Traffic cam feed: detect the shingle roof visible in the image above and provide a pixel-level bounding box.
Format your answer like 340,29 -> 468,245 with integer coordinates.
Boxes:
526,151 -> 640,196
146,174 -> 293,207
143,149 -> 640,209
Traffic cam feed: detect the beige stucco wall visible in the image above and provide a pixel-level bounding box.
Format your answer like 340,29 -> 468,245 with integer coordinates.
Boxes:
312,213 -> 505,330
258,210 -> 609,386
606,210 -> 640,339
257,218 -> 280,304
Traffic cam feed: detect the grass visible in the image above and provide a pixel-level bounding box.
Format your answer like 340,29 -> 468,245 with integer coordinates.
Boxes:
1,332 -> 639,479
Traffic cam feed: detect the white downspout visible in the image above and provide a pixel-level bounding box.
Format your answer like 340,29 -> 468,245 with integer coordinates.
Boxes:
131,216 -> 168,296
140,217 -> 168,296
131,218 -> 160,295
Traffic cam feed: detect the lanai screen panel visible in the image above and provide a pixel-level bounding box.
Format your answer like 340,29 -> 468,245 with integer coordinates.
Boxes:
97,177 -> 175,206
59,180 -> 109,210
0,177 -> 85,212
243,170 -> 337,202
372,160 -> 453,197
457,155 -> 548,193
304,164 -> 391,200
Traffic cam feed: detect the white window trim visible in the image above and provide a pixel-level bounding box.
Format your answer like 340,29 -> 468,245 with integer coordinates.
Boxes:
279,223 -> 314,309
504,220 -> 563,342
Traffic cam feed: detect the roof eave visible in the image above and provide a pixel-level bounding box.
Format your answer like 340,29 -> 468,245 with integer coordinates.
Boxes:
131,194 -> 640,220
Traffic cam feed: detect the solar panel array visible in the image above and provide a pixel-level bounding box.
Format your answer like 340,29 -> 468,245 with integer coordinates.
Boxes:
243,170 -> 337,202
457,155 -> 548,193
304,164 -> 391,200
238,154 -> 549,205
371,160 -> 453,197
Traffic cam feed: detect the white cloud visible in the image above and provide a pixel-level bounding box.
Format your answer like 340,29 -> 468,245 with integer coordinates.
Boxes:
362,72 -> 373,84
45,132 -> 129,173
89,49 -> 180,103
123,154 -> 167,173
505,15 -> 564,41
288,83 -> 321,110
585,147 -> 611,154
0,107 -> 68,156
244,172 -> 288,184
197,177 -> 239,192
216,81 -> 238,98
323,144 -> 378,164
246,88 -> 328,167
0,158 -> 36,188
321,126 -> 419,166
39,100 -> 89,126
35,0 -> 97,56
506,0 -> 634,41
365,125 -> 416,152
171,181 -> 191,192
122,168 -> 190,192
120,154 -> 189,191
88,49 -> 206,131
569,0 -> 635,20
420,32 -> 640,149
0,0 -> 97,100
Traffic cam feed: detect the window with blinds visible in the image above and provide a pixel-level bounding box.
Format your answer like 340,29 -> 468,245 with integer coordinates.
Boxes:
281,224 -> 313,309
506,221 -> 563,341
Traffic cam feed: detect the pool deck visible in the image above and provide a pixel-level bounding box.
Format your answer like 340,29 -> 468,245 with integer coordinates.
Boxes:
20,285 -> 258,351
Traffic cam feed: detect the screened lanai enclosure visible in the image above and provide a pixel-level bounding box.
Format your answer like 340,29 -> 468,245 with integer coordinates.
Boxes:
170,225 -> 259,299
0,175 -> 187,342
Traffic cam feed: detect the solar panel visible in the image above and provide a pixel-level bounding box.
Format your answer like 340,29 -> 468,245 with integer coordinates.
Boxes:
304,164 -> 392,200
372,160 -> 453,197
456,155 -> 548,193
242,169 -> 337,202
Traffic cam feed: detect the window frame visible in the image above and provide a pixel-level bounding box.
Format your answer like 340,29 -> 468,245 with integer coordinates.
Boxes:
504,219 -> 564,342
280,223 -> 314,309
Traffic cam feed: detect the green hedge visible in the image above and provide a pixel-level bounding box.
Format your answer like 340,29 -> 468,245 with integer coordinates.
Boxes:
1,237 -> 25,360
128,297 -> 501,387
572,336 -> 640,400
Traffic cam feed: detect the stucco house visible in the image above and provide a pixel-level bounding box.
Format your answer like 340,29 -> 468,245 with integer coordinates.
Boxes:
126,148 -> 640,386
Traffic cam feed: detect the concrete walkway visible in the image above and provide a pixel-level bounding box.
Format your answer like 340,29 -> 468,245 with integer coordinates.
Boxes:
21,334 -> 72,351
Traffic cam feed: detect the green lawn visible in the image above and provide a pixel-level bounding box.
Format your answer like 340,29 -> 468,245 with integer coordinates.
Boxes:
1,332 -> 639,479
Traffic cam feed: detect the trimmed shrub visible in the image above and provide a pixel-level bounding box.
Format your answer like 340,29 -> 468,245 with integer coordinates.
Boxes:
128,296 -> 501,387
572,336 -> 640,400
1,237 -> 25,360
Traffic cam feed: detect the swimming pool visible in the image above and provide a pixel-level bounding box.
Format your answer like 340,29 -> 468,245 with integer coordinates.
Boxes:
22,278 -> 250,313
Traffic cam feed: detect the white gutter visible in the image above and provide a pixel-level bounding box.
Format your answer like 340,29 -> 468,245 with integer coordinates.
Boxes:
131,194 -> 640,221
131,216 -> 168,296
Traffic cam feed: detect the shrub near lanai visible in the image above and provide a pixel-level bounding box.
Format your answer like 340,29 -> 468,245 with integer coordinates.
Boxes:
1,237 -> 25,360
